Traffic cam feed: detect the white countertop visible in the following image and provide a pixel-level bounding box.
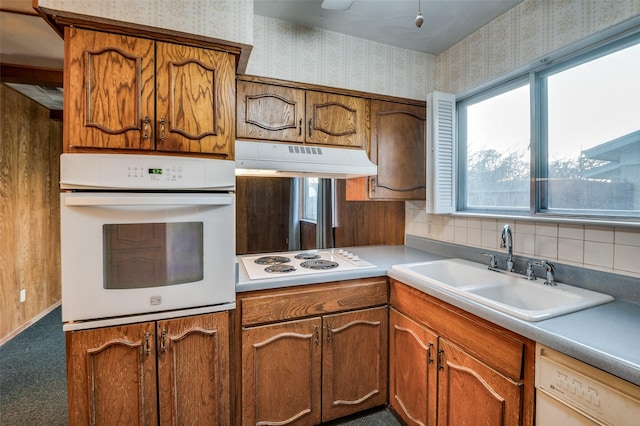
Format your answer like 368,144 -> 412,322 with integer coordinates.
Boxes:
236,244 -> 640,387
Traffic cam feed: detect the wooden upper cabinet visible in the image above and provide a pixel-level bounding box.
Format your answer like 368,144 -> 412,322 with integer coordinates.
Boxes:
65,27 -> 155,151
346,100 -> 426,200
64,27 -> 235,157
236,81 -> 368,148
155,42 -> 235,155
236,80 -> 306,142
305,91 -> 368,148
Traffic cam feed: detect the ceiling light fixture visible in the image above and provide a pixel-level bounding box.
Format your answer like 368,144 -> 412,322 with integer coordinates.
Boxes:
415,0 -> 424,28
321,0 -> 355,11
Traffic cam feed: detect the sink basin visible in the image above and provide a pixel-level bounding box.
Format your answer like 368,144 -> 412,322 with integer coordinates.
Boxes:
391,258 -> 614,321
392,258 -> 508,289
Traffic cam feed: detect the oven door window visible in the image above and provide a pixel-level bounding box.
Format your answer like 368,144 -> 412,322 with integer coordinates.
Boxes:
103,222 -> 203,289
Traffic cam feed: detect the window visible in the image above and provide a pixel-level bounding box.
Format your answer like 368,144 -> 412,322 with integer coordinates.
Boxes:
458,32 -> 640,219
458,80 -> 531,212
301,177 -> 319,222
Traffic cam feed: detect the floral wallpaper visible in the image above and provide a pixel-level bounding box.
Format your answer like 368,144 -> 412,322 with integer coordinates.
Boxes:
436,0 -> 640,94
37,0 -> 254,46
246,15 -> 436,101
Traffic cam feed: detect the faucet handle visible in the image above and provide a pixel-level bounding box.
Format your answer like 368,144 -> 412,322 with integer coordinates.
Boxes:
527,259 -> 558,286
539,260 -> 557,286
525,262 -> 537,280
482,252 -> 498,269
540,259 -> 556,271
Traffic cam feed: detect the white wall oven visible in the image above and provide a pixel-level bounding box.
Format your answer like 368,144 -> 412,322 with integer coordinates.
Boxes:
60,154 -> 236,325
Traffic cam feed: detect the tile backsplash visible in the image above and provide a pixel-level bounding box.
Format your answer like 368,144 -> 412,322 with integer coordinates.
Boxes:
406,201 -> 640,278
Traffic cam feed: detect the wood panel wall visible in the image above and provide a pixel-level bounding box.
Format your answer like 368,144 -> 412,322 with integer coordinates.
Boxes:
0,84 -> 62,343
236,177 -> 291,254
334,180 -> 405,247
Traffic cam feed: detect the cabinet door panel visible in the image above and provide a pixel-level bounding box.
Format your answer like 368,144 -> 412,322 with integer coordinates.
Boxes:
369,101 -> 426,200
243,318 -> 322,426
66,322 -> 158,426
390,309 -> 437,426
237,81 -> 306,142
306,91 -> 368,148
322,307 -> 388,421
156,42 -> 235,156
65,27 -> 155,151
438,338 -> 523,426
157,312 -> 230,425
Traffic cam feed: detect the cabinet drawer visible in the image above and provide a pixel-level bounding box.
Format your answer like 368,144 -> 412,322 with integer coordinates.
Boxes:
241,277 -> 388,326
391,279 -> 527,381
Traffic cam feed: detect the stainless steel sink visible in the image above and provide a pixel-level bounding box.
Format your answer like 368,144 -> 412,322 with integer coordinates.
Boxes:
391,258 -> 614,321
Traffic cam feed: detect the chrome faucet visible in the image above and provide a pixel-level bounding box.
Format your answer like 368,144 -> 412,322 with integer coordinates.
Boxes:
500,224 -> 514,272
540,260 -> 557,286
482,253 -> 498,270
527,259 -> 557,285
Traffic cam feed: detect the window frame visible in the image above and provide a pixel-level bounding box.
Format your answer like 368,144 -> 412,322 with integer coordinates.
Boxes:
456,29 -> 640,222
300,177 -> 319,223
457,75 -> 533,215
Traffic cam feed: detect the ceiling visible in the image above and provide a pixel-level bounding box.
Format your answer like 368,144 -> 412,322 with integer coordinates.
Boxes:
254,0 -> 524,55
0,0 -> 524,110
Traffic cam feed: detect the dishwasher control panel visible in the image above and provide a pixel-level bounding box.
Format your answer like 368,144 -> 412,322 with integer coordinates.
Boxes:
536,344 -> 640,425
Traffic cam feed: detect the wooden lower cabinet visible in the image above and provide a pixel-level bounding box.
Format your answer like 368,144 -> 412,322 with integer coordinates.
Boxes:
389,309 -> 438,426
322,308 -> 388,421
242,317 -> 322,426
438,338 -> 522,426
239,278 -> 389,426
66,312 -> 230,426
242,307 -> 387,425
390,280 -> 535,426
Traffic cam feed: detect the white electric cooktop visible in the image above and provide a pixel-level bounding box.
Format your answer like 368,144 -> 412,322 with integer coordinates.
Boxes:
240,249 -> 375,280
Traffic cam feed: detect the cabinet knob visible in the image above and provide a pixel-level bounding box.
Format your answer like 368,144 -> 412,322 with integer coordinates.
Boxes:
144,332 -> 151,356
160,330 -> 167,353
143,116 -> 150,140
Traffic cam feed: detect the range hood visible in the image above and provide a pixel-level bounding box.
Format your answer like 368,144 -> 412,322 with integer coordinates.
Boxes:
235,140 -> 377,179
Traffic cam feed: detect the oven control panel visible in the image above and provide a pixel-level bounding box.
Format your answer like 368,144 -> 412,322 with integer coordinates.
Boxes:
126,163 -> 184,182
60,153 -> 235,190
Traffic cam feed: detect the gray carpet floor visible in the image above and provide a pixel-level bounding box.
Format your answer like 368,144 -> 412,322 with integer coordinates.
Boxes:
0,307 -> 401,426
0,306 -> 68,426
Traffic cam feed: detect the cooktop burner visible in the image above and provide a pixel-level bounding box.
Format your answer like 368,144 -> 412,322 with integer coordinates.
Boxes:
300,259 -> 339,270
254,255 -> 291,265
240,249 -> 376,281
265,264 -> 297,273
295,252 -> 321,260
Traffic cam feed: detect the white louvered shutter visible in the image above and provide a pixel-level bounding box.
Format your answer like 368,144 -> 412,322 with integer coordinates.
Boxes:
427,91 -> 456,214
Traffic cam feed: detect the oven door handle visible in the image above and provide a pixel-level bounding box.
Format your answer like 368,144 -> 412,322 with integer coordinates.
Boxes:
64,195 -> 233,207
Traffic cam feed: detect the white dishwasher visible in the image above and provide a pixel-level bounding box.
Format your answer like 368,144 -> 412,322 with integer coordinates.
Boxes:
535,344 -> 640,425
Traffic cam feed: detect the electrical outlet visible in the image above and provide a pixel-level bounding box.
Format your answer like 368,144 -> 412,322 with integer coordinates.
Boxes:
20,289 -> 26,303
